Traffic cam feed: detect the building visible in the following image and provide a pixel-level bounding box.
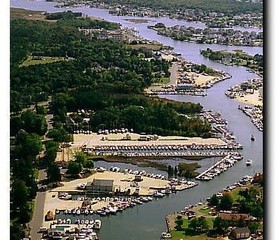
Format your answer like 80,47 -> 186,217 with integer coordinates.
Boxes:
86,179 -> 114,194
219,212 -> 250,222
176,83 -> 195,91
229,227 -> 251,239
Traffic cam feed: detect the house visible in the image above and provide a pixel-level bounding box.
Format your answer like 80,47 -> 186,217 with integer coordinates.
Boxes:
86,179 -> 114,194
229,227 -> 251,239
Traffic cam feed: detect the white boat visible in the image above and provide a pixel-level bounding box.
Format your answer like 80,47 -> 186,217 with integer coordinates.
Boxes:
93,220 -> 102,230
161,232 -> 171,239
246,159 -> 252,166
109,207 -> 118,214
154,192 -> 165,198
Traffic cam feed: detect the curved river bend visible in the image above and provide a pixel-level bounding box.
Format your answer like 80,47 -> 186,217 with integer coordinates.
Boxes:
11,1 -> 263,239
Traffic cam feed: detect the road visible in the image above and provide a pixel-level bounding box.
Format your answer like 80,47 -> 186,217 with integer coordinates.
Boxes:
29,170 -> 47,240
169,62 -> 178,86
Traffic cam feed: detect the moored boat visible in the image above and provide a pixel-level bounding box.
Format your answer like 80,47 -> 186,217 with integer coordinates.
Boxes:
94,219 -> 102,230
246,159 -> 252,166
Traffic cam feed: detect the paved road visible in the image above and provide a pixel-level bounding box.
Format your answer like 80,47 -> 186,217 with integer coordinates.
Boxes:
30,192 -> 46,240
169,62 -> 178,86
29,170 -> 47,240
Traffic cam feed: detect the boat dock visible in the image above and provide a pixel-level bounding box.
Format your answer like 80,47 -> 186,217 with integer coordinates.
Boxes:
195,153 -> 243,181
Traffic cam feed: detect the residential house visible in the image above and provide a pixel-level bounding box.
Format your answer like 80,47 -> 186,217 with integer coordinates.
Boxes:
229,227 -> 251,239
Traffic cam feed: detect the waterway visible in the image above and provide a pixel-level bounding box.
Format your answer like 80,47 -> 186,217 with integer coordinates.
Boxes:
10,1 -> 263,239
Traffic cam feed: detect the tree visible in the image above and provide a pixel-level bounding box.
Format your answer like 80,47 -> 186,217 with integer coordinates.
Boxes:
188,217 -> 208,233
167,165 -> 173,176
213,216 -> 229,234
36,105 -> 47,115
15,131 -> 42,157
75,152 -> 87,165
174,166 -> 178,175
84,159 -> 95,169
175,215 -> 184,231
47,163 -> 61,182
250,204 -> 263,218
209,194 -> 219,206
11,179 -> 28,210
67,161 -> 82,175
248,221 -> 259,234
10,222 -> 25,240
18,202 -> 32,223
20,110 -> 47,135
198,216 -> 209,232
188,217 -> 198,231
44,146 -> 58,166
218,193 -> 233,210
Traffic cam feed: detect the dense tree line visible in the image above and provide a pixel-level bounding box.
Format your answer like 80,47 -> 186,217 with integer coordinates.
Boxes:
52,91 -> 211,137
102,0 -> 262,14
10,130 -> 43,239
45,11 -> 83,20
10,109 -> 47,136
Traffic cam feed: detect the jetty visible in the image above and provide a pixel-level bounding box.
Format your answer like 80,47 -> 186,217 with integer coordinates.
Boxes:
196,153 -> 243,181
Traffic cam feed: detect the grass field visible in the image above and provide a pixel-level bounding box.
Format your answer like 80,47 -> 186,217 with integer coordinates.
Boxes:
198,207 -> 211,215
128,43 -> 163,51
20,56 -> 71,67
11,8 -> 52,21
170,215 -> 215,240
170,231 -> 216,240
151,77 -> 170,86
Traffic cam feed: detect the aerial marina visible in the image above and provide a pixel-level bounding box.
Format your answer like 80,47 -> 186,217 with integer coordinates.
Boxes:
10,1 -> 263,240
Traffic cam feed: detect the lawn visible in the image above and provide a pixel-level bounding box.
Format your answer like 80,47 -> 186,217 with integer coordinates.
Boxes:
198,207 -> 211,215
170,231 -> 216,240
151,77 -> 170,86
20,55 -> 71,67
229,184 -> 261,202
171,216 -> 215,240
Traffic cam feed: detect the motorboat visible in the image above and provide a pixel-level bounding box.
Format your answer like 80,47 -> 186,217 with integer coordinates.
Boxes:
161,232 -> 171,239
246,159 -> 252,166
94,220 -> 102,230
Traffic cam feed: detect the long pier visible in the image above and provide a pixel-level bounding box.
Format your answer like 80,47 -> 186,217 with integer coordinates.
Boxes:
195,153 -> 243,181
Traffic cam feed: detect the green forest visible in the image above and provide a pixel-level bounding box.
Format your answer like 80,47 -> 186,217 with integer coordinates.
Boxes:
11,13 -> 211,138
101,0 -> 262,14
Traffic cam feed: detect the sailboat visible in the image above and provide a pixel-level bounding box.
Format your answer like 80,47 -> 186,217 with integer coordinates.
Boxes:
251,134 -> 255,141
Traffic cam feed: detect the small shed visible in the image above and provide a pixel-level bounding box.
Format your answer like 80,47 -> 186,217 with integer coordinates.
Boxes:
229,227 -> 251,239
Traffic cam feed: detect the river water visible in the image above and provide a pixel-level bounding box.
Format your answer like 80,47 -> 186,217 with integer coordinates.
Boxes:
11,1 -> 263,239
